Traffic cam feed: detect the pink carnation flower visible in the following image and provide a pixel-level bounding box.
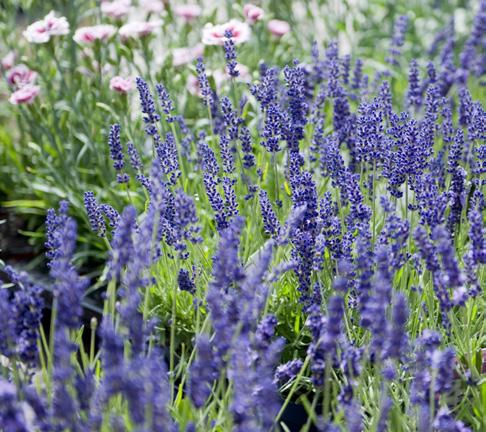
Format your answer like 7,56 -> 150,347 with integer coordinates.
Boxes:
23,11 -> 70,43
186,75 -> 201,97
140,0 -> 164,13
9,84 -> 40,105
110,76 -> 132,93
267,19 -> 290,37
101,0 -> 131,19
119,21 -> 159,40
172,44 -> 204,67
202,19 -> 251,45
6,64 -> 38,88
1,51 -> 16,70
44,11 -> 70,35
174,4 -> 202,22
243,4 -> 264,24
73,25 -> 117,44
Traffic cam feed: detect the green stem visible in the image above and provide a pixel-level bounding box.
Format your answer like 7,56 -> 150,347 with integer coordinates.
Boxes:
90,317 -> 97,365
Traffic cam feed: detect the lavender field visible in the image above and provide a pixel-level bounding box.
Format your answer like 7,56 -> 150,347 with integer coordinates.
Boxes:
0,0 -> 485,431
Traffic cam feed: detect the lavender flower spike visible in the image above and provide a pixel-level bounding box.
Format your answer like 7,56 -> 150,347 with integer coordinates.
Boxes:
224,29 -> 240,78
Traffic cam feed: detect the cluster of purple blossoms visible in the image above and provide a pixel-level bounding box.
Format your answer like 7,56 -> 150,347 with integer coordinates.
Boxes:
283,60 -> 308,155
155,131 -> 180,184
196,57 -> 213,106
107,123 -> 129,183
250,66 -> 279,111
2,267 -> 44,365
155,82 -> 175,123
224,29 -> 239,78
136,77 -> 161,144
261,103 -> 283,153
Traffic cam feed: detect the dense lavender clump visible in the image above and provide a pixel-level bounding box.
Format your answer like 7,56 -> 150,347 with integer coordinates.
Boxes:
46,202 -> 89,329
3,266 -> 44,364
0,290 -> 15,358
0,380 -> 29,431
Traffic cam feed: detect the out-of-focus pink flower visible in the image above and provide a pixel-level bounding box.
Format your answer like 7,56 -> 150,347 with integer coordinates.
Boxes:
101,0 -> 131,19
24,21 -> 50,43
1,51 -> 16,70
267,19 -> 290,37
172,44 -> 204,67
234,63 -> 251,81
140,0 -> 164,13
243,4 -> 264,24
9,84 -> 40,105
119,21 -> 160,40
6,64 -> 38,88
110,76 -> 132,93
213,63 -> 251,86
73,25 -> 117,44
23,11 -> 70,43
202,19 -> 251,45
174,4 -> 202,22
186,74 -> 201,97
44,11 -> 70,35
